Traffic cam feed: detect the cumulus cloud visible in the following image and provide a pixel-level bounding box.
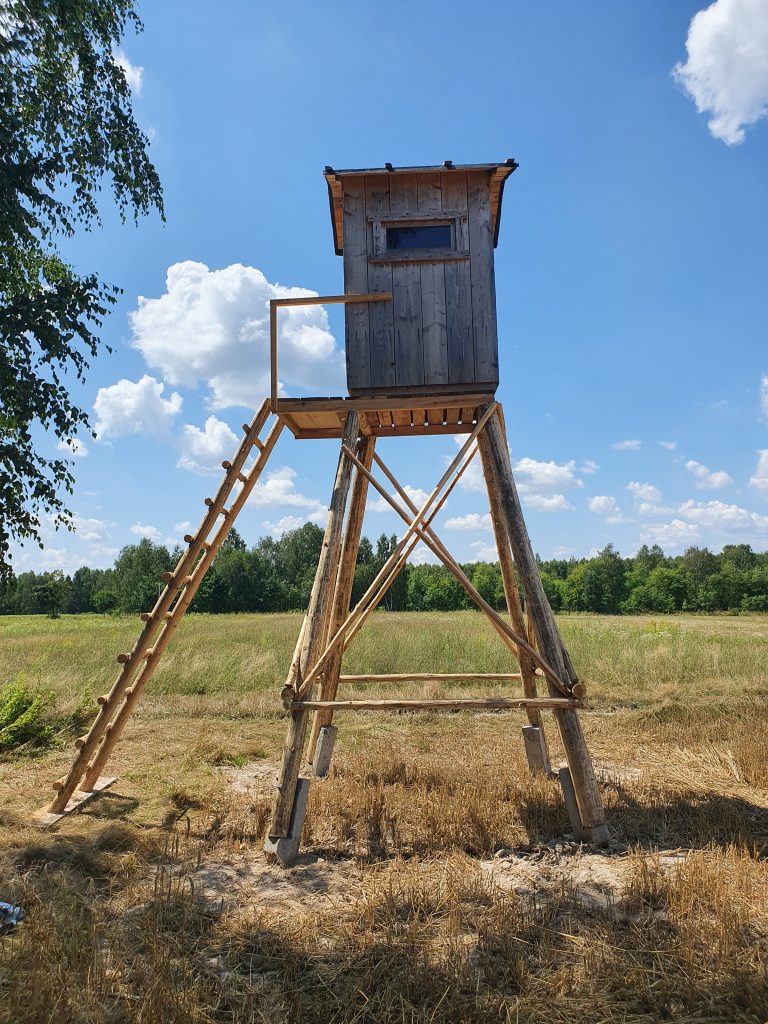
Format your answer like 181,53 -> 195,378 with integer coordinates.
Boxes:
368,484 -> 431,514
94,375 -> 182,439
177,416 -> 239,475
641,519 -> 701,551
760,374 -> 768,421
673,0 -> 768,145
513,457 -> 584,495
130,522 -> 165,543
56,437 -> 89,458
685,459 -> 733,489
749,449 -> 768,492
73,516 -> 111,543
444,512 -> 492,531
588,495 -> 624,523
523,494 -> 574,512
114,48 -> 143,94
678,498 -> 768,535
627,481 -> 661,503
130,262 -> 345,409
658,440 -> 678,450
580,460 -> 599,474
262,515 -> 308,538
612,440 -> 641,451
470,539 -> 499,561
247,465 -> 324,514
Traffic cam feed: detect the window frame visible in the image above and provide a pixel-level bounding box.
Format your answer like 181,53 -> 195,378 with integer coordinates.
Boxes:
368,212 -> 470,264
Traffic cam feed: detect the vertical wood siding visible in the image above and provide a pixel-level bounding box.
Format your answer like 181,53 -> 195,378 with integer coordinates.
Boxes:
389,175 -> 424,387
364,175 -> 396,389
342,179 -> 371,389
417,174 -> 449,386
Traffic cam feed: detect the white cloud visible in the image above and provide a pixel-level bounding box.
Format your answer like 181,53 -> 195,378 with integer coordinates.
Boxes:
588,495 -> 625,523
522,493 -> 574,512
627,481 -> 661,503
130,261 -> 344,409
749,449 -> 768,492
248,465 -> 324,513
444,512 -> 492,531
637,501 -> 675,517
262,515 -> 307,537
174,521 -> 192,535
57,437 -> 89,458
407,542 -> 439,566
114,48 -> 144,94
760,374 -> 768,421
641,519 -> 702,551
130,522 -> 164,543
685,459 -> 733,490
368,483 -> 430,514
658,440 -> 678,450
588,495 -> 619,515
673,0 -> 768,145
513,457 -> 583,495
580,460 -> 599,474
73,516 -> 110,543
177,416 -> 239,475
612,440 -> 642,451
678,498 -> 768,535
94,375 -> 182,439
470,539 -> 499,561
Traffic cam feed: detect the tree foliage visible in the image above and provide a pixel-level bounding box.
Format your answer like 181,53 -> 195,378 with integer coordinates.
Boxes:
2,534 -> 768,618
0,0 -> 163,578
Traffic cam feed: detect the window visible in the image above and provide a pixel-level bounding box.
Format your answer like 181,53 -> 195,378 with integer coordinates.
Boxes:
386,223 -> 452,250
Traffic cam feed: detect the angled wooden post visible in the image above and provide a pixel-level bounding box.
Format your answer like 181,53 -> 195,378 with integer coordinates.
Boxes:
481,405 -> 608,844
267,411 -> 361,844
308,434 -> 376,759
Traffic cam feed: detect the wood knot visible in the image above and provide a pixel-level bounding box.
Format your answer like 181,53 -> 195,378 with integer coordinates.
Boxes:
280,685 -> 296,708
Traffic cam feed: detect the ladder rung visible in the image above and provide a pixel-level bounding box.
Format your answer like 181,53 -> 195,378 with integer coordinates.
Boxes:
74,735 -> 88,749
254,438 -> 265,452
237,472 -> 247,484
184,533 -> 195,544
220,507 -> 231,518
222,459 -> 232,470
202,542 -> 213,551
180,575 -> 193,585
140,612 -> 152,622
96,694 -> 109,706
161,571 -> 175,583
116,653 -> 130,664
242,422 -> 251,434
204,497 -> 214,507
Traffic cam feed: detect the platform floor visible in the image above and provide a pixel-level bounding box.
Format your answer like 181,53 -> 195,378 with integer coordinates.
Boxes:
276,393 -> 494,439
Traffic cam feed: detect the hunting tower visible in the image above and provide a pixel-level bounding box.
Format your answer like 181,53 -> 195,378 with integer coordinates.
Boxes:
40,160 -> 608,865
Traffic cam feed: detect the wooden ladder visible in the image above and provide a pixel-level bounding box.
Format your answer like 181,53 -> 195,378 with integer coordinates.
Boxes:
36,399 -> 283,825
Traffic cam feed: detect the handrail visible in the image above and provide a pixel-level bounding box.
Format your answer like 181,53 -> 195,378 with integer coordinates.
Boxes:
269,292 -> 392,411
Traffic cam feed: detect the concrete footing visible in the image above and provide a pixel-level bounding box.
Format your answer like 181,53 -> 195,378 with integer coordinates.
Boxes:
521,725 -> 550,776
312,725 -> 338,779
263,777 -> 311,866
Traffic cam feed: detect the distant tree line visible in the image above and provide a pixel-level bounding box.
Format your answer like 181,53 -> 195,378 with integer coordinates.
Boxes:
1,525 -> 767,617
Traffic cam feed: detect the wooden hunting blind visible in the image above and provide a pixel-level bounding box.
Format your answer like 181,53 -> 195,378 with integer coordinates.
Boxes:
38,159 -> 609,864
325,161 -> 516,396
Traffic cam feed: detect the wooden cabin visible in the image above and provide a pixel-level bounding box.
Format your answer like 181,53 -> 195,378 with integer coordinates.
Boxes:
324,160 -> 517,398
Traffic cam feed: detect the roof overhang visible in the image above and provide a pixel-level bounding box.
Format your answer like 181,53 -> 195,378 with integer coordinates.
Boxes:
323,160 -> 518,256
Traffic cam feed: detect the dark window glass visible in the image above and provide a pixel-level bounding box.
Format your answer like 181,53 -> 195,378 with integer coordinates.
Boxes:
386,223 -> 452,250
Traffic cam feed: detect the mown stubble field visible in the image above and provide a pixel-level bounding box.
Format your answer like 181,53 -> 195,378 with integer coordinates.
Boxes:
1,611 -> 767,1023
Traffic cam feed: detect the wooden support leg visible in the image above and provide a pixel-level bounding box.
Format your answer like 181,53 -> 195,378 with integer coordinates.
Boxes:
267,412 -> 361,849
307,435 -> 375,760
481,406 -> 608,845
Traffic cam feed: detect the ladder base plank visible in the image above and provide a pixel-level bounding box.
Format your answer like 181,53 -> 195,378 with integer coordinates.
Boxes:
32,776 -> 117,827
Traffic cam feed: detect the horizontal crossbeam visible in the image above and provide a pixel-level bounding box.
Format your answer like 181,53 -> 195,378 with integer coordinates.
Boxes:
289,697 -> 582,712
338,673 -> 524,683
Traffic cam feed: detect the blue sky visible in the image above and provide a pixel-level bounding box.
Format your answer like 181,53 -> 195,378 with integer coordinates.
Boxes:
18,0 -> 768,574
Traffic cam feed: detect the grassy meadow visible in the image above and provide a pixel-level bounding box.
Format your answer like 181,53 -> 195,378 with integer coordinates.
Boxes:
1,610 -> 767,1023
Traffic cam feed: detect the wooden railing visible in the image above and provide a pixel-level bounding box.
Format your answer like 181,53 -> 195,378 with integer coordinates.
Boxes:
269,292 -> 392,411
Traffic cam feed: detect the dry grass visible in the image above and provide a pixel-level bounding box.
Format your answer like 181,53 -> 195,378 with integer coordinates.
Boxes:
1,611 -> 767,1022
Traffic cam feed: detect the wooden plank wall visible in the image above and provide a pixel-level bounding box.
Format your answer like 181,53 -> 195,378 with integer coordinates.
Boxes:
342,170 -> 498,393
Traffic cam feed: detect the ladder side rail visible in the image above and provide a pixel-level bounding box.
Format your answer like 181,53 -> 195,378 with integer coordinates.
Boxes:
47,413 -> 282,811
